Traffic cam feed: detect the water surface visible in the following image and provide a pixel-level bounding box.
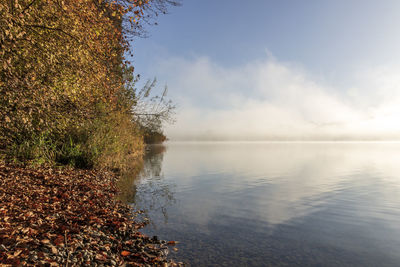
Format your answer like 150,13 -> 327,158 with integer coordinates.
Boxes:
127,142 -> 400,266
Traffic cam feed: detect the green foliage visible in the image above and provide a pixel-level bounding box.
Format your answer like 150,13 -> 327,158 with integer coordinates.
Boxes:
86,111 -> 144,170
9,132 -> 57,164
6,109 -> 145,169
57,137 -> 92,169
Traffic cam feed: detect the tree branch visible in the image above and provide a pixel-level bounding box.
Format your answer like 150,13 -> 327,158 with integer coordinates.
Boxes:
21,0 -> 38,14
23,24 -> 79,41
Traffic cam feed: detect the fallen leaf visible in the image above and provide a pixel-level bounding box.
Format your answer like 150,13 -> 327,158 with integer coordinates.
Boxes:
95,254 -> 106,261
14,250 -> 22,257
121,250 -> 131,256
51,246 -> 58,254
53,235 -> 64,246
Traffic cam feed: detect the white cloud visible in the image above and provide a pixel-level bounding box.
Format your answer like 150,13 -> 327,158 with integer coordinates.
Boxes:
151,55 -> 400,140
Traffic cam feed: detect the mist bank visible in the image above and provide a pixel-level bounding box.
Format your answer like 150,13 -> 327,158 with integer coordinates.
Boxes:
168,134 -> 400,142
142,54 -> 400,141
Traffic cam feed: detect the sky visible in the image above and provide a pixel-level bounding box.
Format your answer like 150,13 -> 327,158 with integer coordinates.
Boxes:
131,0 -> 400,140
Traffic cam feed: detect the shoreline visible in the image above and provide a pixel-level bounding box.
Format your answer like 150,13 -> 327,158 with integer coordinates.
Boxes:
0,163 -> 182,266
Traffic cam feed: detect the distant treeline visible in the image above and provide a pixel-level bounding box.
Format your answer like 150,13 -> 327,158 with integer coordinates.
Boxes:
0,0 -> 177,169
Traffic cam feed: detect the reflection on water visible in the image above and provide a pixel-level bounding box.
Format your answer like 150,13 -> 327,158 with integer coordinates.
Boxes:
124,142 -> 400,266
119,145 -> 176,224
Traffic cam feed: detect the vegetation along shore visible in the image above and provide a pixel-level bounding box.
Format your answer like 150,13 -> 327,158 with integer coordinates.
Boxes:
0,0 -> 180,265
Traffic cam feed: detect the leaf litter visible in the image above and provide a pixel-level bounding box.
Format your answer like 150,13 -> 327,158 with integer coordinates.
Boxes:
0,163 -> 184,266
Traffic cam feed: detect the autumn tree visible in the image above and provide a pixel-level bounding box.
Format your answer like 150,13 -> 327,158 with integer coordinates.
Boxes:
0,0 -> 178,167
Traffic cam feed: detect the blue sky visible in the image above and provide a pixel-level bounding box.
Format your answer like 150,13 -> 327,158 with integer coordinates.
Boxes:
131,0 -> 400,140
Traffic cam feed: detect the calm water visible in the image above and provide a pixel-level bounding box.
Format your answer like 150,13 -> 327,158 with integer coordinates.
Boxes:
126,142 -> 400,266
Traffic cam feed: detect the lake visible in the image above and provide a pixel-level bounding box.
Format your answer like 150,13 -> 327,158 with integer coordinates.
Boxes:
125,142 -> 400,266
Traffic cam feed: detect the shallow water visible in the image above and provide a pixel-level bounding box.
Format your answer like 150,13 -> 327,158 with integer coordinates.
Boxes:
127,142 -> 400,266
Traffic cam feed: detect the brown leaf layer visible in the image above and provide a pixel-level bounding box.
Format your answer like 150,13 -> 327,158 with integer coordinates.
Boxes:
0,163 -> 183,266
